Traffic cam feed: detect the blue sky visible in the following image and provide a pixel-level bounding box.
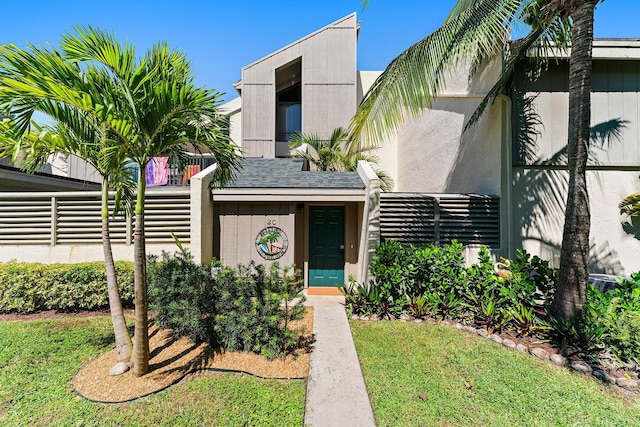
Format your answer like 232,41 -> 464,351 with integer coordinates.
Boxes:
2,0 -> 638,102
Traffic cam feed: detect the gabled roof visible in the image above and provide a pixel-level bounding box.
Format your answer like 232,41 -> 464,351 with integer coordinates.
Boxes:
241,13 -> 357,72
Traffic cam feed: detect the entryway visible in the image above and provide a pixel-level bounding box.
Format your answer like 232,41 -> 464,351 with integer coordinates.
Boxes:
308,206 -> 345,288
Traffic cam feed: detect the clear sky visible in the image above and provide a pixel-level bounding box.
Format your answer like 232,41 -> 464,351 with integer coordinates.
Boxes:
2,0 -> 638,102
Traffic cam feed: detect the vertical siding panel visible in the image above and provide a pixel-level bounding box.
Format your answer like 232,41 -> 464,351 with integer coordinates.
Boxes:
550,92 -> 568,160
622,90 -> 638,163
607,91 -> 626,164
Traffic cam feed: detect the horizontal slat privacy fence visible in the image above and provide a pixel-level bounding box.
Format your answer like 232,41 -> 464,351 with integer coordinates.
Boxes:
0,191 -> 190,246
380,193 -> 500,247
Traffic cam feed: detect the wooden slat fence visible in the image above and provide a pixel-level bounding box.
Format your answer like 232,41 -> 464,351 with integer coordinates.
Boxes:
0,191 -> 190,245
380,193 -> 500,247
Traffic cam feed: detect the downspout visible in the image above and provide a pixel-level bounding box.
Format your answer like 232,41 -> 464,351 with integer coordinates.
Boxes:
497,94 -> 514,258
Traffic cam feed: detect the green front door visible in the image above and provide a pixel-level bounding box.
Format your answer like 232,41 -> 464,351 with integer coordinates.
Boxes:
309,206 -> 345,287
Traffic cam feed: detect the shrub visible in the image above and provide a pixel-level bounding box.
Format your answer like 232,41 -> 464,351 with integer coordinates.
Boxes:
341,277 -> 396,318
465,247 -> 555,333
212,262 -> 306,359
368,240 -> 410,309
148,254 -> 306,359
0,260 -> 134,313
148,252 -> 217,343
411,241 -> 467,300
585,275 -> 640,363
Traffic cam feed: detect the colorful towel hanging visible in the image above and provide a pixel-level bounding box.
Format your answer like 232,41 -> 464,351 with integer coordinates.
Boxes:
182,164 -> 202,185
145,157 -> 169,186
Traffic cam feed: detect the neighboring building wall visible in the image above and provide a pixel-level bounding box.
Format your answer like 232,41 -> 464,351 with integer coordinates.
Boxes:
512,50 -> 640,275
222,97 -> 242,148
239,13 -> 358,158
66,155 -> 101,183
395,97 -> 504,194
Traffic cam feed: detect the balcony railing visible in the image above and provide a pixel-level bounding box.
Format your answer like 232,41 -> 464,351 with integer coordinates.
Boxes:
145,155 -> 216,187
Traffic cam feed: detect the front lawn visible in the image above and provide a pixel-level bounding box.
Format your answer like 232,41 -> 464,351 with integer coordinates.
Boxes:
0,316 -> 305,426
351,320 -> 640,427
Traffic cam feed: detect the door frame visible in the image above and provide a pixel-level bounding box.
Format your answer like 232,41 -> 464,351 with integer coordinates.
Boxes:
303,203 -> 348,288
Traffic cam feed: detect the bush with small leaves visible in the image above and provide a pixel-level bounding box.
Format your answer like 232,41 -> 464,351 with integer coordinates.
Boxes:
0,260 -> 134,313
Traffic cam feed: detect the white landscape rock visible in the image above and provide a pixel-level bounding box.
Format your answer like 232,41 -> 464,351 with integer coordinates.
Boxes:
616,378 -> 639,391
109,362 -> 130,376
462,326 -> 477,334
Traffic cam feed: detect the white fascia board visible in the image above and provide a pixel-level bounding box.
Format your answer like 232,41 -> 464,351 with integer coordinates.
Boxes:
211,187 -> 366,202
531,39 -> 640,60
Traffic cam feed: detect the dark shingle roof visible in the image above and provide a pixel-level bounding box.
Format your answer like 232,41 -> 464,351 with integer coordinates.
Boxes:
226,158 -> 364,189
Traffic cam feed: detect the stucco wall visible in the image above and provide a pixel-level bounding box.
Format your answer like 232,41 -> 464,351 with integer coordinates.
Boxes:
395,97 -> 503,194
513,168 -> 640,276
358,59 -> 505,196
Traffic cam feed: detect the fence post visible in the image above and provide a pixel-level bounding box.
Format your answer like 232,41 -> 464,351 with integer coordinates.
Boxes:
50,196 -> 57,246
434,196 -> 441,246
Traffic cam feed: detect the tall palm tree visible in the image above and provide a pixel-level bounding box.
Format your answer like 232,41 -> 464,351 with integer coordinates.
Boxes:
0,58 -> 135,366
59,27 -> 241,375
289,126 -> 394,191
353,0 -> 601,318
0,27 -> 241,376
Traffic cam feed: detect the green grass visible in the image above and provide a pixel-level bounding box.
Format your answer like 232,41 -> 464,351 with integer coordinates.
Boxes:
0,317 -> 305,426
350,320 -> 640,427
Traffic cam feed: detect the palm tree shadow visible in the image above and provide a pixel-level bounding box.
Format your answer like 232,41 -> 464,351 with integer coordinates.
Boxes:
512,90 -> 628,271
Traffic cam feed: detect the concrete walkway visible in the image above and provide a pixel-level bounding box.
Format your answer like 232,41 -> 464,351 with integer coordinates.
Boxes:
304,295 -> 376,427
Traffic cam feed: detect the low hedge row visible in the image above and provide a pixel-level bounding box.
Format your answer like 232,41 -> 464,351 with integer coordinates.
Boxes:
0,261 -> 134,313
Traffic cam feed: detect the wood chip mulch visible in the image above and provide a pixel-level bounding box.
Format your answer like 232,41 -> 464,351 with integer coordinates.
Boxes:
72,307 -> 313,403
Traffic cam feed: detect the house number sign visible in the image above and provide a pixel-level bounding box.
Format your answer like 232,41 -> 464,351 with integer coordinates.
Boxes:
255,226 -> 289,260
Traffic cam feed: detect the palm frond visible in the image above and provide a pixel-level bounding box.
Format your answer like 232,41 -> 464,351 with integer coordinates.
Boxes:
619,192 -> 640,217
351,0 -> 524,145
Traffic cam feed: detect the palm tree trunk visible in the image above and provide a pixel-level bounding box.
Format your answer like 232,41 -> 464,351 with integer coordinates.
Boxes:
132,169 -> 149,376
551,1 -> 597,319
102,178 -> 133,364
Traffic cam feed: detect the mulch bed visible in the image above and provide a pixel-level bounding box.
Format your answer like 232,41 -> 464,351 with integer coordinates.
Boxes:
2,307 -> 313,403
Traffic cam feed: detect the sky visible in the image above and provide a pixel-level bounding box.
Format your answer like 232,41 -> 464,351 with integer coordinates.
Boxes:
2,0 -> 639,102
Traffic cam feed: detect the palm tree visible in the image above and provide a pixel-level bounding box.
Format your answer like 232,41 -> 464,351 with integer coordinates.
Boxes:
353,0 -> 601,318
0,27 -> 241,376
0,59 -> 135,367
59,27 -> 242,375
289,127 -> 394,191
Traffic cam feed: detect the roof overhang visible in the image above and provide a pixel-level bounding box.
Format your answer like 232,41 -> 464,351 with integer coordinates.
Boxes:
0,166 -> 100,192
526,39 -> 640,60
211,187 -> 366,202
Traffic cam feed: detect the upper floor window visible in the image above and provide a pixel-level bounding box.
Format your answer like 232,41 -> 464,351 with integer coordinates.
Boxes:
275,59 -> 302,143
276,83 -> 301,142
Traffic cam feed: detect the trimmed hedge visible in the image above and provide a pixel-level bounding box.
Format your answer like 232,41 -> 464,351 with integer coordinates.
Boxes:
0,261 -> 134,313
